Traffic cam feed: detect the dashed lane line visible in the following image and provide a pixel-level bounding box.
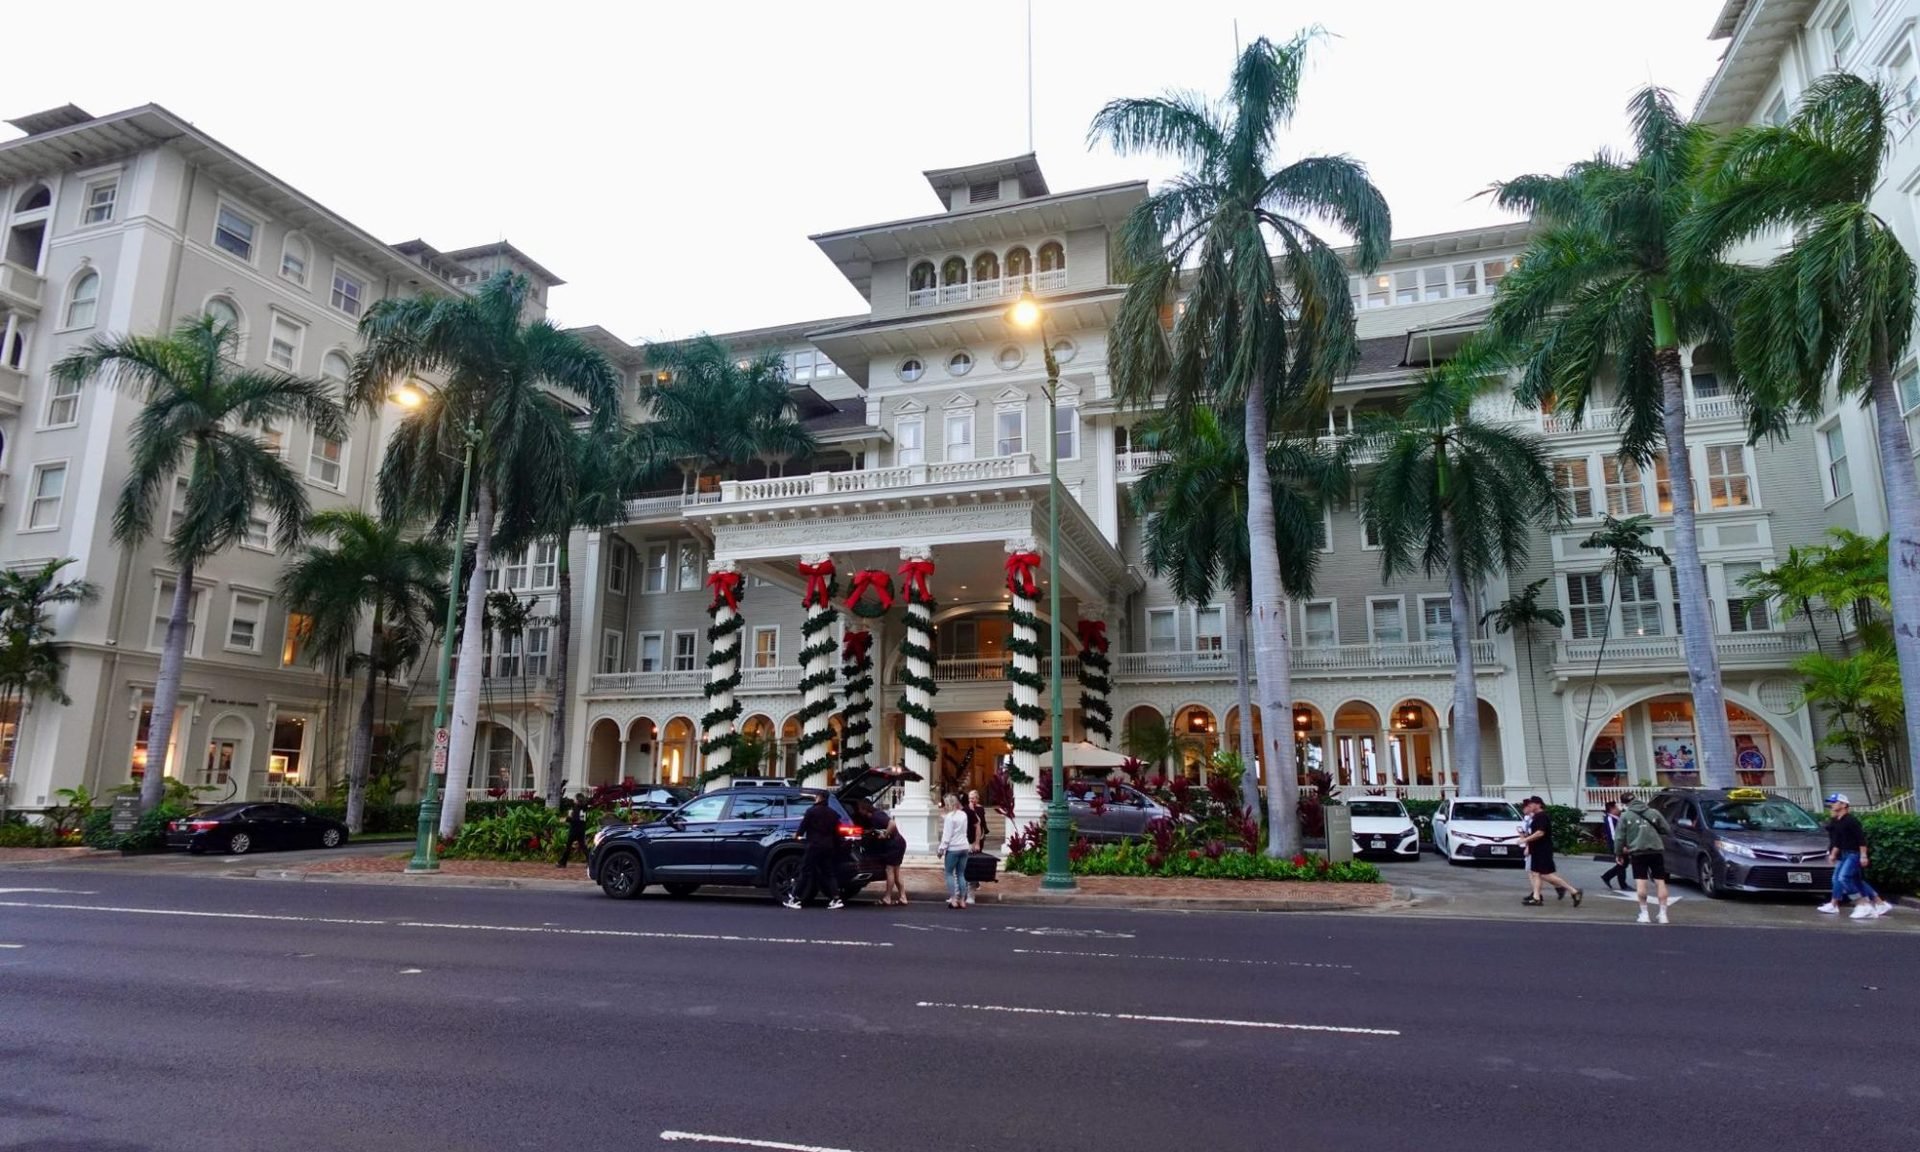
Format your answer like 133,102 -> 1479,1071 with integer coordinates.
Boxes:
916,1000 -> 1400,1036
660,1132 -> 860,1152
0,901 -> 387,926
1013,947 -> 1353,970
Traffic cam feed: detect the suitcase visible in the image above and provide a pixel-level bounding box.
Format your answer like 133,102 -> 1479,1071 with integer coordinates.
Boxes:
965,851 -> 999,883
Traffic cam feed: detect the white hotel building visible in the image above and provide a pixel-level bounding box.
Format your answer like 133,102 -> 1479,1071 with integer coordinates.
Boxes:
5,6 -> 1903,836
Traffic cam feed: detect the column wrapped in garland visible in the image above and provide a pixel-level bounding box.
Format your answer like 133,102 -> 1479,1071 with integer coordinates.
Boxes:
794,554 -> 838,782
895,548 -> 938,781
839,627 -> 875,776
1001,543 -> 1046,785
698,561 -> 745,783
1076,618 -> 1113,748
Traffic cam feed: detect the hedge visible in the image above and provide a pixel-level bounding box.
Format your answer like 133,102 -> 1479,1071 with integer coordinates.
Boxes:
1864,812 -> 1920,895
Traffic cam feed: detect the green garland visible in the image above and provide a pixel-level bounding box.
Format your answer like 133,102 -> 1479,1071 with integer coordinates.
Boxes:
1001,598 -> 1047,782
895,595 -> 939,764
793,574 -> 839,783
840,633 -> 874,774
1077,635 -> 1113,746
698,593 -> 744,761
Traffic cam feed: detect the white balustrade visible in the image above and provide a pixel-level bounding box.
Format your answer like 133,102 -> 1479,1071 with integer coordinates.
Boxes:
906,268 -> 1070,310
1557,629 -> 1812,666
1114,640 -> 1496,681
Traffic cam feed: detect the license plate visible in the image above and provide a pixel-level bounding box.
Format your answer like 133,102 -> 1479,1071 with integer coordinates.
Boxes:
1370,839 -> 1386,849
1788,871 -> 1812,884
1490,846 -> 1509,855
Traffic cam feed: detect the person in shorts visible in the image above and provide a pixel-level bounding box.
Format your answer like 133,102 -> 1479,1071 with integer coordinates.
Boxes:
1615,792 -> 1671,924
1518,796 -> 1581,907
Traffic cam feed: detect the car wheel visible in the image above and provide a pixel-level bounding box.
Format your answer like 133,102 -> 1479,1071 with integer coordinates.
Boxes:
1697,854 -> 1725,899
598,849 -> 645,900
227,832 -> 252,855
767,854 -> 803,903
319,828 -> 343,849
663,883 -> 700,898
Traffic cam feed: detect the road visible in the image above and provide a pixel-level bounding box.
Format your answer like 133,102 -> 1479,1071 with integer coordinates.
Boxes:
1,866 -> 1915,1152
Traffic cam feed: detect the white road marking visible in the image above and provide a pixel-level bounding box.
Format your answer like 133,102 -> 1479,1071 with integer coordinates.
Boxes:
916,1000 -> 1400,1036
660,1132 -> 859,1152
399,920 -> 891,949
1014,947 -> 1353,971
1003,926 -> 1135,939
399,968 -> 423,975
0,943 -> 23,949
0,901 -> 387,925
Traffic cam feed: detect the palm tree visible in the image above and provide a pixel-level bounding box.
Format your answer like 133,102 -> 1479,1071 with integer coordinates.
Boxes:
1132,405 -> 1345,815
0,559 -> 97,785
349,271 -> 620,834
1486,86 -> 1743,788
1095,30 -> 1391,856
53,314 -> 346,811
538,421 -> 657,807
279,511 -> 443,832
1120,715 -> 1197,779
1481,578 -> 1563,797
1687,73 -> 1920,782
633,335 -> 816,493
1357,356 -> 1564,795
1573,515 -> 1669,785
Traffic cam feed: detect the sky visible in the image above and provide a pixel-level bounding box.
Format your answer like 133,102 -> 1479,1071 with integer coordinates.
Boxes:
5,0 -> 1731,344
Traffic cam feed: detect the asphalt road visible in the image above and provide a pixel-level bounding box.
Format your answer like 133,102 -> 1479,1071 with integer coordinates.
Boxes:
1,868 -> 1915,1152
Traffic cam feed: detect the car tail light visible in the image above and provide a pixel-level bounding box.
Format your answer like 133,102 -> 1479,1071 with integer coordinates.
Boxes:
838,823 -> 863,839
168,821 -> 184,832
189,820 -> 221,832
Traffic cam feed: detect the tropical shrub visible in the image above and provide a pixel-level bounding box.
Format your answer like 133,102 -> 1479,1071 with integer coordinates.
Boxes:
1864,812 -> 1920,894
0,819 -> 58,848
439,805 -> 567,862
311,802 -> 415,834
1545,804 -> 1589,855
116,803 -> 188,852
1007,839 -> 1379,883
1404,799 -> 1441,844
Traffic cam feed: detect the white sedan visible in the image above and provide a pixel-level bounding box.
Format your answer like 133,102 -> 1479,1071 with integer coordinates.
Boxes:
1346,797 -> 1421,860
1431,797 -> 1528,865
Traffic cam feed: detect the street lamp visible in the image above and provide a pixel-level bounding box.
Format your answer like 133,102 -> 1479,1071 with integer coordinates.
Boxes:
403,383 -> 480,873
1008,288 -> 1075,892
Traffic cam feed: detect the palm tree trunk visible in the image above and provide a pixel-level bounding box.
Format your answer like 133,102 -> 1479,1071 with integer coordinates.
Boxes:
1242,383 -> 1301,857
1657,349 -> 1736,787
345,606 -> 381,835
545,535 -> 573,809
1867,353 -> 1920,789
1578,566 -> 1623,805
440,481 -> 495,836
140,559 -> 196,812
1520,627 -> 1548,798
1231,583 -> 1260,816
1443,512 -> 1481,795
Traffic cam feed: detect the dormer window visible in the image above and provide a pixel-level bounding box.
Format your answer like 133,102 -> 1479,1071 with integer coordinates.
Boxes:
1038,242 -> 1065,273
941,257 -> 968,286
974,251 -> 1000,284
968,182 -> 1000,205
1006,247 -> 1032,281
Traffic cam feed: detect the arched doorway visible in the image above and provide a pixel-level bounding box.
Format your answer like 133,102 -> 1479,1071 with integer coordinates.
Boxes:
1223,705 -> 1265,775
1292,704 -> 1328,782
1332,702 -> 1382,789
660,716 -> 697,785
201,713 -> 252,797
740,714 -> 776,776
1388,699 -> 1444,788
1173,704 -> 1217,779
626,717 -> 658,782
587,718 -> 622,787
480,721 -> 531,794
779,714 -> 803,777
1444,699 -> 1504,788
1120,705 -> 1168,775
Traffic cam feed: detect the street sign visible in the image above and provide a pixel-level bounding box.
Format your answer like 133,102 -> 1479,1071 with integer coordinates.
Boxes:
431,727 -> 450,774
434,727 -> 450,748
110,794 -> 142,835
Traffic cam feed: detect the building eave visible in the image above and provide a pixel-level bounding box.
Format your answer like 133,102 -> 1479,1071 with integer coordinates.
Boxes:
1695,0 -> 1819,126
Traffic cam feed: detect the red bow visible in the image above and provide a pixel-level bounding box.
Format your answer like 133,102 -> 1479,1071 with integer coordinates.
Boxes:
1076,619 -> 1108,653
845,569 -> 893,611
798,559 -> 836,608
1004,551 -> 1042,598
705,569 -> 742,612
842,629 -> 872,662
897,558 -> 935,602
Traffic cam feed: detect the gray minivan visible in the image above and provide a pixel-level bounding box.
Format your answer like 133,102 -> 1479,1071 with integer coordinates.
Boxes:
1649,788 -> 1833,899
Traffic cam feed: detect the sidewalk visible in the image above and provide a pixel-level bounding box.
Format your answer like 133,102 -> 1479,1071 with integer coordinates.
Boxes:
252,853 -> 1396,912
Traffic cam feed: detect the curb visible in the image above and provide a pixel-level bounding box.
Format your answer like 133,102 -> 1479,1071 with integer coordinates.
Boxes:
241,867 -> 1391,912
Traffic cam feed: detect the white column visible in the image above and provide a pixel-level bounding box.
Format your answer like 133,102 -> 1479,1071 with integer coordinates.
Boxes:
1003,537 -> 1044,850
796,552 -> 838,782
893,546 -> 938,853
700,558 -> 742,789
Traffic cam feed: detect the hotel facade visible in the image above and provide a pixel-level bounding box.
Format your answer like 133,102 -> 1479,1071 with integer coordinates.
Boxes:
2,2 -> 1910,842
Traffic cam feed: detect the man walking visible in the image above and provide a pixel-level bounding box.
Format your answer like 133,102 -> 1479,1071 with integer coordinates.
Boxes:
557,801 -> 590,868
784,792 -> 844,910
1616,792 -> 1671,924
1819,794 -> 1891,920
1518,797 -> 1580,907
1599,800 -> 1629,892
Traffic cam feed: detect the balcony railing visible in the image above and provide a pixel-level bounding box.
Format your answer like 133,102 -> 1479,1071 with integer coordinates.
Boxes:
1115,450 -> 1167,479
1533,398 -> 1739,435
1554,629 -> 1814,668
1116,640 -> 1497,681
0,364 -> 23,414
588,664 -> 803,698
718,453 -> 1039,504
888,655 -> 1082,684
907,267 -> 1067,309
0,261 -> 44,311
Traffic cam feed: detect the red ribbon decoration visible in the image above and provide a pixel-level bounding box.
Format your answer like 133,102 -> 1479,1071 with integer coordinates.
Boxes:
705,569 -> 742,613
1004,550 -> 1042,598
897,558 -> 935,602
844,569 -> 893,612
1076,618 -> 1109,653
842,629 -> 872,662
797,559 -> 836,608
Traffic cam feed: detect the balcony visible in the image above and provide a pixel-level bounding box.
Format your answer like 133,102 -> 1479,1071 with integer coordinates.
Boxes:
1115,640 -> 1498,682
1533,397 -> 1741,435
1115,450 -> 1167,480
588,664 -> 802,698
0,364 -> 23,415
1554,628 -> 1814,670
718,453 -> 1040,505
0,261 -> 43,312
907,267 -> 1067,310
888,655 -> 1082,684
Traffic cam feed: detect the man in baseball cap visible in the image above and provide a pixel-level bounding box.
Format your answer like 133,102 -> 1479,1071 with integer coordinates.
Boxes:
1820,794 -> 1891,919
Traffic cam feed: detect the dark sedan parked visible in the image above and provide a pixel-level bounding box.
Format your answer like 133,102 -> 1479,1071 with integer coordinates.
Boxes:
1649,787 -> 1833,898
165,803 -> 349,856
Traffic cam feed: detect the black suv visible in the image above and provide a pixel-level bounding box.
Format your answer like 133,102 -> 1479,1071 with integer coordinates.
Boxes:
587,767 -> 918,903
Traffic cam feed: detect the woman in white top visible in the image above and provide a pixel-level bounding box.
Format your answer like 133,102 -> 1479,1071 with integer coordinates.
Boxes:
935,793 -> 972,909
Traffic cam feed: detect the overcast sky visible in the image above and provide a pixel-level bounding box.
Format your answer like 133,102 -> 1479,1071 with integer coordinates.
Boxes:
7,0 -> 1728,344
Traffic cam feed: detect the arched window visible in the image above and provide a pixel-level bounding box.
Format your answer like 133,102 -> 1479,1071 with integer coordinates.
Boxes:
973,251 -> 1000,284
204,296 -> 242,353
280,234 -> 311,287
1005,246 -> 1032,281
63,271 -> 100,329
1037,241 -> 1065,274
940,256 -> 968,286
321,350 -> 350,385
909,261 -> 937,292
14,184 -> 50,212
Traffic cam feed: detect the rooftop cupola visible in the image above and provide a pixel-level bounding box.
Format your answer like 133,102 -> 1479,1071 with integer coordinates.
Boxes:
921,153 -> 1051,214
